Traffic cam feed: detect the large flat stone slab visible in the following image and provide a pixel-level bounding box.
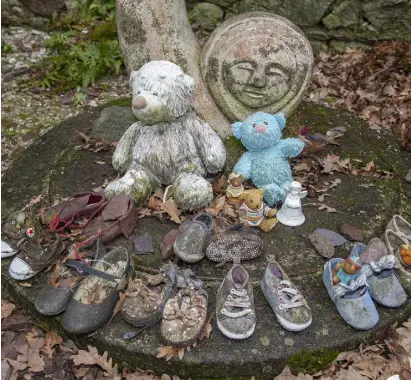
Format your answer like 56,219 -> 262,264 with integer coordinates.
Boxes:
2,101 -> 411,378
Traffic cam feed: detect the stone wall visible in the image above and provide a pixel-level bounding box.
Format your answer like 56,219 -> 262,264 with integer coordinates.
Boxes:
1,0 -> 67,30
188,0 -> 411,52
2,0 -> 411,53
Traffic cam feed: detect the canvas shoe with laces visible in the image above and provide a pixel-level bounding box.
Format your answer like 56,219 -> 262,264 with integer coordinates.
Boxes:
261,255 -> 312,332
216,261 -> 256,339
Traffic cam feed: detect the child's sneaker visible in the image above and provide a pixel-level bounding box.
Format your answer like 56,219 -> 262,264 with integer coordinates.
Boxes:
261,255 -> 311,332
216,262 -> 256,339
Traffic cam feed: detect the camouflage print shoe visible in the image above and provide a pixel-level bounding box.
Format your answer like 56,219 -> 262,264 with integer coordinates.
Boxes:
161,287 -> 208,347
261,255 -> 312,332
216,262 -> 256,339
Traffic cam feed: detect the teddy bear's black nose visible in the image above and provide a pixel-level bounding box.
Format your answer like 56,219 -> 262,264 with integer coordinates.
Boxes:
132,96 -> 147,110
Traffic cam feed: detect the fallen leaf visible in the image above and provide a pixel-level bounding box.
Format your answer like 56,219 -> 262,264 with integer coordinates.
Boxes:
42,331 -> 63,358
156,346 -> 178,362
212,175 -> 227,194
1,300 -> 16,319
17,282 -> 33,288
205,195 -> 226,216
163,198 -> 181,224
107,292 -> 126,326
71,345 -> 119,376
223,203 -> 237,218
28,194 -> 42,207
198,319 -> 213,341
177,348 -> 184,361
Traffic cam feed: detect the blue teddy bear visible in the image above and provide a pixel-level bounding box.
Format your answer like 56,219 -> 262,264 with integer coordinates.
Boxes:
232,112 -> 305,206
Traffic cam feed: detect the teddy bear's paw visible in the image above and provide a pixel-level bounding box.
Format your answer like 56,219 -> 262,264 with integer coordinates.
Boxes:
173,173 -> 213,211
105,169 -> 154,205
262,183 -> 285,207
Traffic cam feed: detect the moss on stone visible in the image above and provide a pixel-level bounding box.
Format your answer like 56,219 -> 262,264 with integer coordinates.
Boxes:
286,348 -> 339,374
103,97 -> 131,108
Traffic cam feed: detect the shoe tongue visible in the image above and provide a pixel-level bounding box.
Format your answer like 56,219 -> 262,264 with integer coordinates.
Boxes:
269,262 -> 283,280
229,265 -> 248,288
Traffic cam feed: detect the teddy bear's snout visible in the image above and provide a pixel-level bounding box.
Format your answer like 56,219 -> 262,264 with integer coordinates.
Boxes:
132,96 -> 147,110
254,124 -> 267,134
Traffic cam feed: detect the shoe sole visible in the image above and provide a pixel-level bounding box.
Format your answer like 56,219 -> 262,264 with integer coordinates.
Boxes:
261,280 -> 312,332
217,318 -> 255,339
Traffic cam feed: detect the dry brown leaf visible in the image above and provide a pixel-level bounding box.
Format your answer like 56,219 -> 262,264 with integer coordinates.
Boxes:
73,367 -> 90,378
71,345 -> 119,376
107,291 -> 127,327
205,195 -> 226,216
177,347 -> 184,361
213,175 -> 227,194
5,358 -> 28,372
223,203 -> 237,218
156,346 -> 178,361
163,198 -> 181,224
17,282 -> 33,288
42,331 -> 63,358
1,300 -> 16,319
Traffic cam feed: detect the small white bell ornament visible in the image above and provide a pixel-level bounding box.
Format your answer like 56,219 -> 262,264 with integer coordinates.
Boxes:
277,181 -> 307,227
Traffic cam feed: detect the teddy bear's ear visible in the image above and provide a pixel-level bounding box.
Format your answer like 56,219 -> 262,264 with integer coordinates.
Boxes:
274,112 -> 286,130
232,122 -> 244,139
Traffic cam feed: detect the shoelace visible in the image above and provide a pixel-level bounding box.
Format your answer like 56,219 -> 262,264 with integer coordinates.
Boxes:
277,281 -> 303,310
221,288 -> 252,318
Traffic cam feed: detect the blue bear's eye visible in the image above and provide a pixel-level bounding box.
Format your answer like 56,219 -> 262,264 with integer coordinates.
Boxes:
264,121 -> 268,125
253,124 -> 257,128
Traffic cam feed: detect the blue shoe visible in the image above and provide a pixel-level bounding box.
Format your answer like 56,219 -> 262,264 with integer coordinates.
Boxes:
323,257 -> 379,330
360,238 -> 407,308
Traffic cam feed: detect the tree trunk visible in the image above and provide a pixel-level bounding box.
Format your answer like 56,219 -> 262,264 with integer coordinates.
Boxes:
116,0 -> 231,137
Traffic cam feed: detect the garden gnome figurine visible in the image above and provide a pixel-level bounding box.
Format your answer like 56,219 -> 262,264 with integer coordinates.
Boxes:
277,181 -> 307,227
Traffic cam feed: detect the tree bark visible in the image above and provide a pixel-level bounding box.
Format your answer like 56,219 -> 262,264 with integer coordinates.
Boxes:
116,0 -> 231,137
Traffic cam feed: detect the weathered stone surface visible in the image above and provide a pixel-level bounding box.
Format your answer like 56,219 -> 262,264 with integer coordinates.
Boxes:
2,101 -> 411,378
20,0 -> 65,16
233,0 -> 334,26
322,1 -> 359,30
189,2 -> 224,31
92,105 -> 136,142
201,12 -> 314,121
1,0 -> 49,29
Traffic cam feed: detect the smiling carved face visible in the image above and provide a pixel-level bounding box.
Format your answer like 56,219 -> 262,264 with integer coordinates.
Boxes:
223,40 -> 296,109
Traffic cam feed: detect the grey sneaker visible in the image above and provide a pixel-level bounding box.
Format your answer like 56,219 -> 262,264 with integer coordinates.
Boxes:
173,213 -> 213,263
216,263 -> 256,339
360,238 -> 407,308
261,255 -> 312,332
382,229 -> 411,295
323,256 -> 379,330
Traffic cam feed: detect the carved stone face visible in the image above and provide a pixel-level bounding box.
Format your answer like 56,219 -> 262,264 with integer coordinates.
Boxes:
224,42 -> 295,108
201,13 -> 313,121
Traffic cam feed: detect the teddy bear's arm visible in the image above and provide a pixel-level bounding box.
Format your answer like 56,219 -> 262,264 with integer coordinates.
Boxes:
233,152 -> 252,179
277,138 -> 305,158
112,122 -> 143,174
186,115 -> 226,173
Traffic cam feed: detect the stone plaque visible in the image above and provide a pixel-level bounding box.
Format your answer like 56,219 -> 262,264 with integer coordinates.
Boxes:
201,12 -> 314,121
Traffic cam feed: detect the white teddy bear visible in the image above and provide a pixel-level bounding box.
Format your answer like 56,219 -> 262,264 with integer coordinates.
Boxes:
105,60 -> 226,210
